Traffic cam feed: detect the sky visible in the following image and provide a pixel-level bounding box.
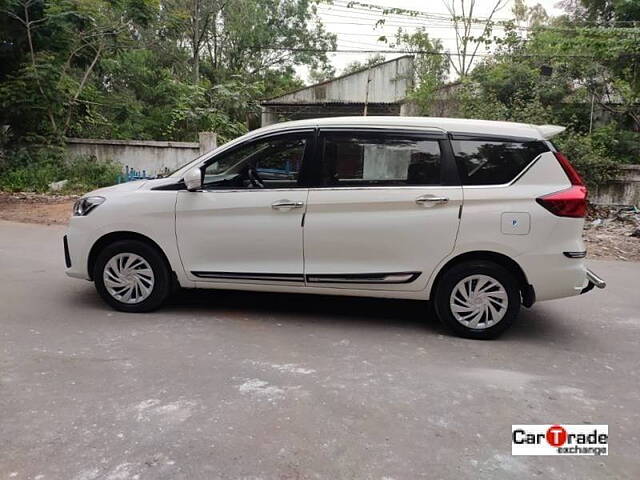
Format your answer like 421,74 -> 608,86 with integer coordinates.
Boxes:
306,0 -> 566,81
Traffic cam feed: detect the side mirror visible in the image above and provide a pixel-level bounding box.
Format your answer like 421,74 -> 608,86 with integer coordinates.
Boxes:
184,166 -> 203,191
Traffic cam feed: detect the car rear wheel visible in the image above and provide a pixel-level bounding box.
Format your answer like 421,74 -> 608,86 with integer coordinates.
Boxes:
434,260 -> 520,339
94,240 -> 171,312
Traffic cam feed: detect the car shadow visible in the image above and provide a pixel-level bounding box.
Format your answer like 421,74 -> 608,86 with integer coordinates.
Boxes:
167,287 -> 442,332
71,283 -> 577,343
163,288 -> 575,343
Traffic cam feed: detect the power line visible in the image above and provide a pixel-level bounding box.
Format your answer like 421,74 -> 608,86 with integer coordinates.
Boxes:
327,0 -> 640,25
251,46 -> 640,58
322,19 -> 640,33
319,13 -> 640,36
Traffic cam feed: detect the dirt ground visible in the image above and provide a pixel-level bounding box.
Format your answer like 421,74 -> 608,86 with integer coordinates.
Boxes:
0,192 -> 76,226
1,192 -> 639,261
584,205 -> 640,262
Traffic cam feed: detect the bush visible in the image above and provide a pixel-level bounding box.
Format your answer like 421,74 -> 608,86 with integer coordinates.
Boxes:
64,155 -> 123,192
590,124 -> 640,165
554,132 -> 620,189
0,147 -> 121,193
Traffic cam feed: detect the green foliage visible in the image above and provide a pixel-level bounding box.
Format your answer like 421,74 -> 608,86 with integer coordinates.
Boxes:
554,131 -> 620,189
525,19 -> 640,131
454,80 -> 554,124
0,147 -> 121,193
590,124 -> 640,165
341,54 -> 387,76
446,0 -> 639,187
0,0 -> 335,147
393,28 -> 448,114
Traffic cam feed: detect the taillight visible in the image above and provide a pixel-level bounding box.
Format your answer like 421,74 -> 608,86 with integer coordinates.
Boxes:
535,152 -> 588,218
536,185 -> 587,217
554,152 -> 585,186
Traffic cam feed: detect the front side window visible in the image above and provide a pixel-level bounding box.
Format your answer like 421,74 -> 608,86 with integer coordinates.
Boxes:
452,139 -> 549,185
320,133 -> 442,187
203,134 -> 309,189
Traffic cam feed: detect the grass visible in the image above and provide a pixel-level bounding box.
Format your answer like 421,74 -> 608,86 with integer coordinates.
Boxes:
0,148 -> 122,194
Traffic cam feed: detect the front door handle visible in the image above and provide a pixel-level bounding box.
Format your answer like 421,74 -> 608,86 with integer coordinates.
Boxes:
271,200 -> 304,210
415,195 -> 449,207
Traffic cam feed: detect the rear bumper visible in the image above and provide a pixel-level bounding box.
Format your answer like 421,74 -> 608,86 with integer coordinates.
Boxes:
518,253 -> 588,301
581,269 -> 606,294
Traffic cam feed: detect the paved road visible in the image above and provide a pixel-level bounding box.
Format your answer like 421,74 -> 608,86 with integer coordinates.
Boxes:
1,220 -> 639,479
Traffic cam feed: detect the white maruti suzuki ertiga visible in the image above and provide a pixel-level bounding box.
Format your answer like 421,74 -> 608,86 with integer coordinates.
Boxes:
64,117 -> 606,339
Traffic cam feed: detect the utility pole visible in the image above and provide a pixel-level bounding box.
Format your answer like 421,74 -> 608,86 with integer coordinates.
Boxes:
363,65 -> 372,116
589,92 -> 595,135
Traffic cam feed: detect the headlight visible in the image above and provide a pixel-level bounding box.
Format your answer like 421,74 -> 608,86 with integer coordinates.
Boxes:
73,196 -> 105,216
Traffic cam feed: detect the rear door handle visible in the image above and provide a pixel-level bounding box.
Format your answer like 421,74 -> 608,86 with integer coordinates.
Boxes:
415,195 -> 449,206
271,200 -> 304,210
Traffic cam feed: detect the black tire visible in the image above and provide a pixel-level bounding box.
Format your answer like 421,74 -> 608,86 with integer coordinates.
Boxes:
434,260 -> 521,339
93,240 -> 171,313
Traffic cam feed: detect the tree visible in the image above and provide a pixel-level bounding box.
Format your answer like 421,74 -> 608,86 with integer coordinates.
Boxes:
442,0 -> 509,78
526,16 -> 640,130
347,0 -> 508,79
341,54 -> 386,75
393,28 -> 448,113
308,64 -> 335,84
0,0 -> 159,141
0,0 -> 337,145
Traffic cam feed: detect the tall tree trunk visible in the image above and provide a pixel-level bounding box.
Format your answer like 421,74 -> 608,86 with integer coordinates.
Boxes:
63,44 -> 103,135
23,1 -> 57,134
193,0 -> 200,84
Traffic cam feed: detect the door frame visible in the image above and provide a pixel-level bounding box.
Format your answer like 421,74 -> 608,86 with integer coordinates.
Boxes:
300,127 -> 464,290
175,128 -> 317,286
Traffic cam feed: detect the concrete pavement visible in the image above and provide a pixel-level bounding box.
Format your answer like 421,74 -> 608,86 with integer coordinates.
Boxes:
1,220 -> 639,479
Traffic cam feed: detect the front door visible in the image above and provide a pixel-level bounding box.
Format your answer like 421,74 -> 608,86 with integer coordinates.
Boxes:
303,129 -> 462,292
176,130 -> 313,285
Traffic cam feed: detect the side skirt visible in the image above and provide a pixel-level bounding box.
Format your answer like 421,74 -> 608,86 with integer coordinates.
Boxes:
191,271 -> 421,285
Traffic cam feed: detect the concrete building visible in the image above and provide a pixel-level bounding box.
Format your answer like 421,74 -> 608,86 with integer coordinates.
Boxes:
260,55 -> 415,126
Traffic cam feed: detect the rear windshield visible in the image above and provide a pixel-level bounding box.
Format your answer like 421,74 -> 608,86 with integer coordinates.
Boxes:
452,138 -> 549,185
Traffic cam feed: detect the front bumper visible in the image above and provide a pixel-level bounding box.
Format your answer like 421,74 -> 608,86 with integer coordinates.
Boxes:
63,235 -> 71,268
581,269 -> 606,294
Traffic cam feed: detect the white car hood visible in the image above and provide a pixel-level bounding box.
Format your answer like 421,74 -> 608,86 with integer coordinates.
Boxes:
87,180 -> 147,197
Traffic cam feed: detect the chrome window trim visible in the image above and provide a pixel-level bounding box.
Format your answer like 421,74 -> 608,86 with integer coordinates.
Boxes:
195,187 -> 308,193
307,185 -> 462,192
190,185 -> 461,193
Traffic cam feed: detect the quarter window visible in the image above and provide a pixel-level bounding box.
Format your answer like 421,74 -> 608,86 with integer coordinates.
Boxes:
452,139 -> 549,185
320,133 -> 442,187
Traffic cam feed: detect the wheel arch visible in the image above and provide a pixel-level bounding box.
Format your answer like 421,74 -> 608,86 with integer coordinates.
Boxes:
429,251 -> 535,307
87,231 -> 173,281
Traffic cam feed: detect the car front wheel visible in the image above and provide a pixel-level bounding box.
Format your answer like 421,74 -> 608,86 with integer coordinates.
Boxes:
434,260 -> 521,339
94,240 -> 171,313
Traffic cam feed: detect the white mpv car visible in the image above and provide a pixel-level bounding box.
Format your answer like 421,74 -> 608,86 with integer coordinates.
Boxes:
64,117 -> 605,339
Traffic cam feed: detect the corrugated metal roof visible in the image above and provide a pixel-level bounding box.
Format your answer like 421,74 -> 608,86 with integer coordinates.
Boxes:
263,101 -> 399,106
262,55 -> 414,105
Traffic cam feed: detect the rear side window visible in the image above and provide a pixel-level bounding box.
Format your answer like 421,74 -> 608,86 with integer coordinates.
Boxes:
321,133 -> 442,187
452,138 -> 549,185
